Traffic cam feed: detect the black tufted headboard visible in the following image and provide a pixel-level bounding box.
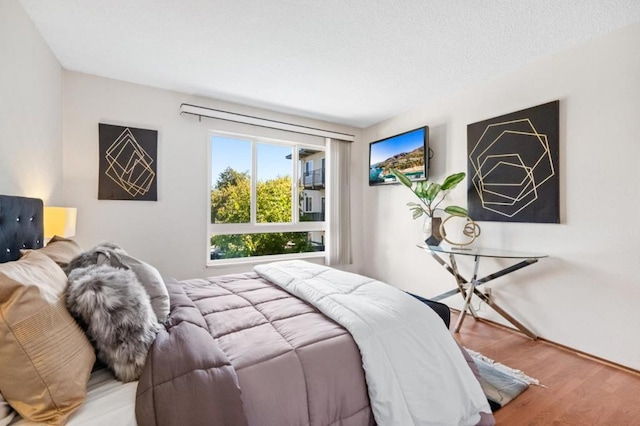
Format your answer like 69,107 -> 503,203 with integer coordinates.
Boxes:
0,195 -> 44,263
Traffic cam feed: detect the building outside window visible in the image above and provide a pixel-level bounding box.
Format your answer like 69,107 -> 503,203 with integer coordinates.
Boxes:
304,196 -> 313,212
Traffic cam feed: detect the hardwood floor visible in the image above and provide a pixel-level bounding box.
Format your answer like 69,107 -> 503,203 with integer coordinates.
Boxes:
450,312 -> 640,426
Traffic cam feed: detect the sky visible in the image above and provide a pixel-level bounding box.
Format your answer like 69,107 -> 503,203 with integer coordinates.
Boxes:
211,136 -> 293,186
369,127 -> 426,165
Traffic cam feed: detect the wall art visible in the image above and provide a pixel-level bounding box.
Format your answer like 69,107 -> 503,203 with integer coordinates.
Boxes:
467,100 -> 559,223
98,123 -> 157,201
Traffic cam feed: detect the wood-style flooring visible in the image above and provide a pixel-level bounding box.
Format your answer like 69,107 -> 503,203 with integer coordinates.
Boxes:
450,312 -> 640,426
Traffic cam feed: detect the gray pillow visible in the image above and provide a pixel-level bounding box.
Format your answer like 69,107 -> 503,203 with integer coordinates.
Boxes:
117,254 -> 170,323
66,264 -> 161,382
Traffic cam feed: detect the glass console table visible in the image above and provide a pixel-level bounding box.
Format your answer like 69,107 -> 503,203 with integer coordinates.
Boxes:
419,245 -> 547,340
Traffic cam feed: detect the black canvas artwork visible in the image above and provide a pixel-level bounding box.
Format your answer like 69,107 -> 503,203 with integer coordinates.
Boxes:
98,123 -> 158,201
467,101 -> 559,223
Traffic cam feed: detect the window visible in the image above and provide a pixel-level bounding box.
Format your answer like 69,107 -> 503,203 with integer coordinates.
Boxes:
209,132 -> 326,262
210,136 -> 251,224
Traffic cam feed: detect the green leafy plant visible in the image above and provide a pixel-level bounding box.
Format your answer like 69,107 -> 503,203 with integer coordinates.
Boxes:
391,169 -> 468,219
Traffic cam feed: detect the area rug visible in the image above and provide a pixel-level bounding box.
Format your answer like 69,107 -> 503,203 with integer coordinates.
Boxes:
466,349 -> 543,411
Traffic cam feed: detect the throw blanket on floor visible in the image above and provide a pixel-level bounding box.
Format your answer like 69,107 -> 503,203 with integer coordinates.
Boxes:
255,261 -> 492,426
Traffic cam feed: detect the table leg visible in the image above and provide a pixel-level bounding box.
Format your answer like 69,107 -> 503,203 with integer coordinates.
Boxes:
472,289 -> 538,340
453,279 -> 475,332
448,254 -> 478,318
453,255 -> 481,332
425,247 -> 540,339
428,251 -> 467,284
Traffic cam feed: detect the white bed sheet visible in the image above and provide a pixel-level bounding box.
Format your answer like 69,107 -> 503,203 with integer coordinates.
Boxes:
10,369 -> 137,426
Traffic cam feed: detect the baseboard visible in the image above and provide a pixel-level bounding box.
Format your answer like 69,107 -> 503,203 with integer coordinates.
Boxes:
449,308 -> 640,377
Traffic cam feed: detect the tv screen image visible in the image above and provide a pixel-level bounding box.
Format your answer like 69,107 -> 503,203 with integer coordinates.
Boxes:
369,126 -> 429,186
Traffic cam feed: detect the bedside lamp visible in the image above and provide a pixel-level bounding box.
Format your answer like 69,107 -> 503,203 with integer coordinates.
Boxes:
44,207 -> 77,240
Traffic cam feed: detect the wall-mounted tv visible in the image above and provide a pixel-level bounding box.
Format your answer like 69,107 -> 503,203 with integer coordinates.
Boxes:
369,126 -> 429,186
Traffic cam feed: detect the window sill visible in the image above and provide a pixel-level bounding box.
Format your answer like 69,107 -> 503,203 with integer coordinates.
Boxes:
206,251 -> 325,268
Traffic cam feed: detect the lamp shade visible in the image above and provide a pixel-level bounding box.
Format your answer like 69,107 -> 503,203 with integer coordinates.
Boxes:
44,207 -> 77,239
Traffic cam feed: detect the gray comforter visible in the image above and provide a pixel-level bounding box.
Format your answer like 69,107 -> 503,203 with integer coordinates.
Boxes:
135,272 -> 374,426
135,278 -> 248,425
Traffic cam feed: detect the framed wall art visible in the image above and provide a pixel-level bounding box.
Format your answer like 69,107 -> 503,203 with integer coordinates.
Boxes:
467,100 -> 559,223
98,123 -> 158,201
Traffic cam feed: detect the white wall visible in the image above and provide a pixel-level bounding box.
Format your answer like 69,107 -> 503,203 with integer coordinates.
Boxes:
62,71 -> 363,280
0,0 -> 62,203
361,22 -> 640,370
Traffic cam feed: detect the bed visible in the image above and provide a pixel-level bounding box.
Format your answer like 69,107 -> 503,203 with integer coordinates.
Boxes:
0,194 -> 495,426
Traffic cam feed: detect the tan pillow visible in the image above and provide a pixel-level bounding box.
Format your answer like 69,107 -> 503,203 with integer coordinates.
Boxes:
0,251 -> 95,424
21,236 -> 83,269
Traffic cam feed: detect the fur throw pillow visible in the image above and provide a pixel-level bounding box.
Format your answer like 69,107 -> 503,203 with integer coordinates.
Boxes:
67,243 -> 170,323
65,242 -> 128,272
66,264 -> 161,382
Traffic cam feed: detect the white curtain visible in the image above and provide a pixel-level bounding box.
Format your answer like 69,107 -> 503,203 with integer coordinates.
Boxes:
325,138 -> 352,266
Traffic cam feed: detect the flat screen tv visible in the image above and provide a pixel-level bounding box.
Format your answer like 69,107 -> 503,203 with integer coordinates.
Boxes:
369,126 -> 429,186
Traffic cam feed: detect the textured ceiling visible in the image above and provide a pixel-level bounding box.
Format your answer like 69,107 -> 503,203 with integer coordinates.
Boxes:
18,0 -> 640,128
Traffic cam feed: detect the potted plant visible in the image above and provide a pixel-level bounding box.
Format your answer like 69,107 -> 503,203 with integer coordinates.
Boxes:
391,169 -> 467,246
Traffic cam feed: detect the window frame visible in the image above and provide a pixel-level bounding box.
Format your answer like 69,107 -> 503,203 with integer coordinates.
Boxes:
207,130 -> 326,265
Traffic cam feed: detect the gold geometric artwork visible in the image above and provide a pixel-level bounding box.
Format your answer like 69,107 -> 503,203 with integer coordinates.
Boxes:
104,128 -> 156,197
468,119 -> 555,218
98,123 -> 158,201
467,101 -> 559,223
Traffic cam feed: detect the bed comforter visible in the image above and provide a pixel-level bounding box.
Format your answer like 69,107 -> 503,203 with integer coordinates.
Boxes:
255,260 -> 492,426
135,272 -> 374,426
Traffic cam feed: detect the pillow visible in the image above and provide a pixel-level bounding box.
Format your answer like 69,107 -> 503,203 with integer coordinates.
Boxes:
21,235 -> 83,269
0,251 -> 95,424
118,253 -> 169,323
66,264 -> 161,382
0,392 -> 15,426
67,243 -> 170,323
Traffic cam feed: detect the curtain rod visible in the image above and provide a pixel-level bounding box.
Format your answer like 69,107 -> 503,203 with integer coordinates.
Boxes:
180,103 -> 355,142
